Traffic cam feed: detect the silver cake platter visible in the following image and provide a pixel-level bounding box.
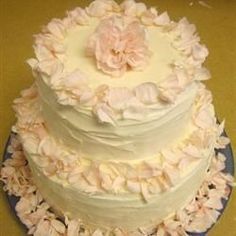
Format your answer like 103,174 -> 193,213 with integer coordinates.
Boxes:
1,131 -> 235,236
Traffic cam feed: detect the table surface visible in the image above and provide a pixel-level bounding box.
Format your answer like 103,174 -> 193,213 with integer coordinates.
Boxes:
0,0 -> 235,235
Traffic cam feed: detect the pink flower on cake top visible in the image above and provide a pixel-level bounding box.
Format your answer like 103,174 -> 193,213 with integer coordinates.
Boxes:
86,16 -> 152,77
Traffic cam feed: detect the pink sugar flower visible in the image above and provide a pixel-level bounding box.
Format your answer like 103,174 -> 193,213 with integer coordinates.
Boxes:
86,16 -> 151,77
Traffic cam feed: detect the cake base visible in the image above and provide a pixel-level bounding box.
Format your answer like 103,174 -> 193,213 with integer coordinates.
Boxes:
1,132 -> 234,236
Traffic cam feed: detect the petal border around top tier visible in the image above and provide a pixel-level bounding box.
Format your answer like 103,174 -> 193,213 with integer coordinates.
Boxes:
27,0 -> 210,125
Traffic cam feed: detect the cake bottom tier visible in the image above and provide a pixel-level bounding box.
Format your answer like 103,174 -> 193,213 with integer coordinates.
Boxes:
1,134 -> 233,236
26,148 -> 212,231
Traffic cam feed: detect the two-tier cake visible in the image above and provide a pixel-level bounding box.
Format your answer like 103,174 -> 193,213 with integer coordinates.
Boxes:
1,1 -> 234,235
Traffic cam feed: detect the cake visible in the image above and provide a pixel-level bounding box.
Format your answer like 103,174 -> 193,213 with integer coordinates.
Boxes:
0,0 -> 234,235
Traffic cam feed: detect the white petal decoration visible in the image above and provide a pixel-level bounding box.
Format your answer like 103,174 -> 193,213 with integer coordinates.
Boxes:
67,7 -> 90,25
192,43 -> 209,61
51,219 -> 66,234
120,0 -> 140,16
0,166 -> 15,178
43,164 -> 57,177
162,149 -> 181,165
44,19 -> 65,40
92,229 -> 104,236
64,69 -> 88,88
154,12 -> 170,26
34,45 -> 54,61
101,172 -> 113,190
79,90 -> 95,105
135,2 -> 147,16
178,18 -> 196,41
194,67 -> 211,81
50,42 -> 65,54
140,7 -> 158,25
16,197 -> 33,214
34,156 -> 50,168
163,164 -> 180,186
93,103 -> 116,125
120,0 -> 147,17
204,196 -> 223,210
175,18 -> 191,37
126,180 -> 141,193
68,172 -> 81,184
217,120 -> 225,136
216,136 -> 230,149
20,85 -> 38,99
196,85 -> 213,107
182,145 -> 202,159
148,180 -> 162,194
206,209 -> 221,225
53,70 -> 96,106
113,228 -> 126,236
37,60 -> 63,77
34,33 -> 65,55
38,137 -> 56,157
163,218 -> 181,230
173,35 -> 199,54
107,87 -> 134,110
61,16 -> 76,30
158,73 -> 183,103
159,74 -> 179,90
86,0 -> 120,17
27,58 -> 38,69
156,226 -> 166,236
66,219 -> 81,236
112,176 -> 125,192
175,68 -> 190,88
141,182 -> 151,201
158,88 -> 176,103
194,106 -> 215,129
48,62 -> 65,85
23,135 -> 39,154
34,220 -> 51,236
122,100 -> 147,120
56,91 -> 78,106
134,82 -> 158,104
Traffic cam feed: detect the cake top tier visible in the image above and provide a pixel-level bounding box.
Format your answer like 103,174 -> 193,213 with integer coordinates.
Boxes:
28,0 -> 210,124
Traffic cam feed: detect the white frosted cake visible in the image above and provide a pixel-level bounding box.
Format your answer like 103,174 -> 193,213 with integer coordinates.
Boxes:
1,0 -> 234,235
